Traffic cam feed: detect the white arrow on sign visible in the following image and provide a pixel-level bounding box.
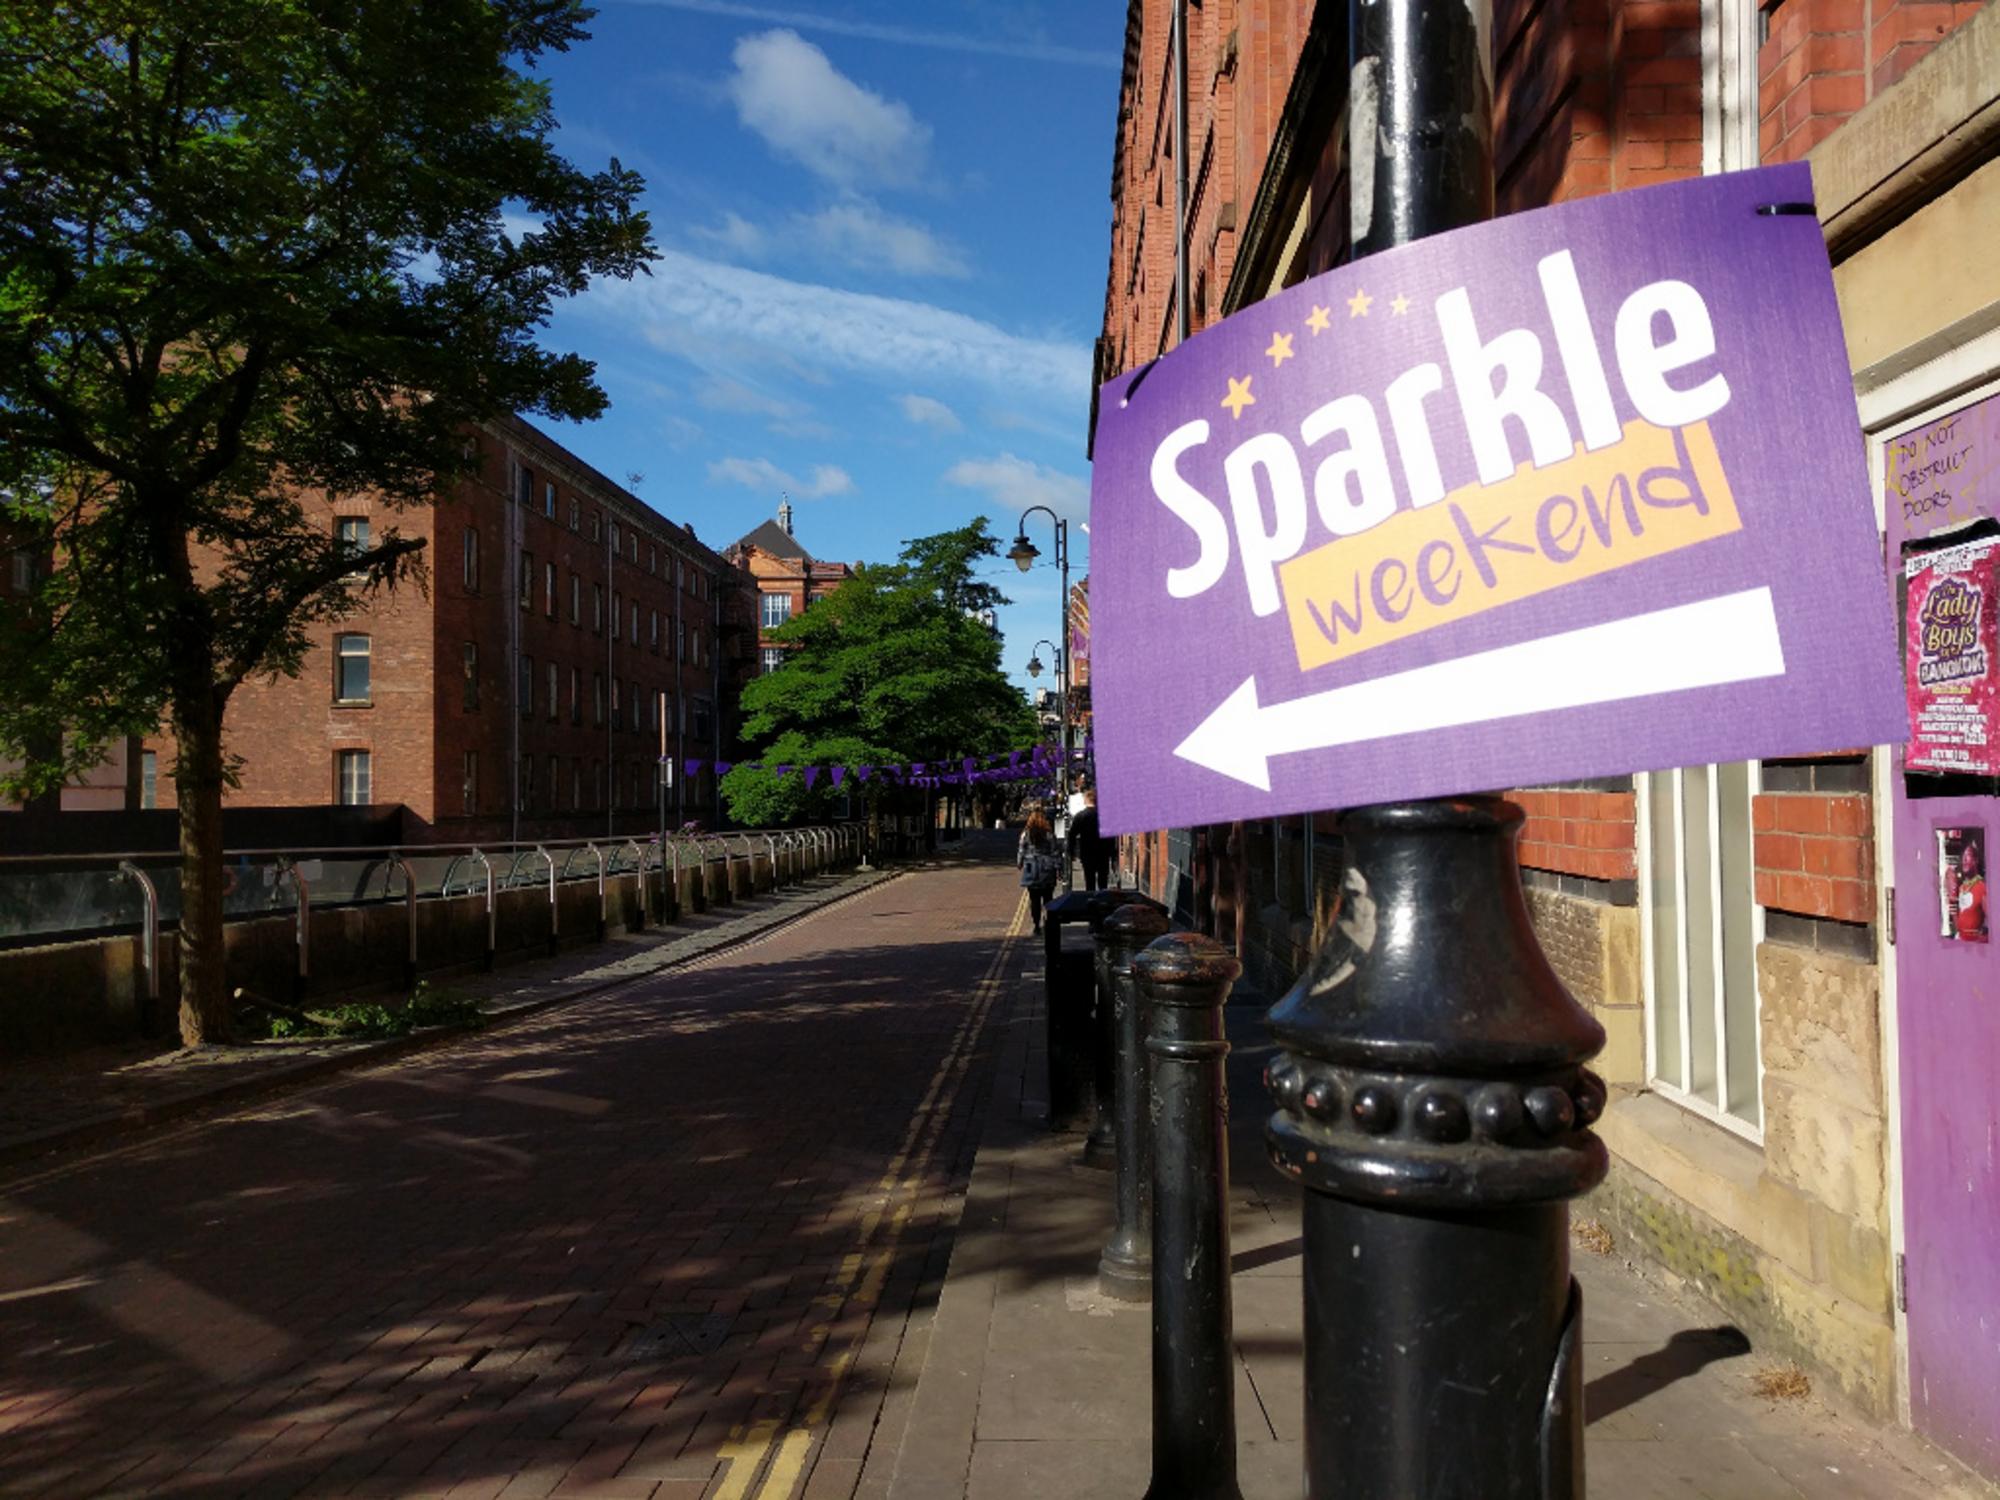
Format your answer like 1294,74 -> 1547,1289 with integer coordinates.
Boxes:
1173,586 -> 1788,791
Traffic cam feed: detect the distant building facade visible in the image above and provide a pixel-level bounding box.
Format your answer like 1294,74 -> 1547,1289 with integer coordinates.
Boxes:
723,499 -> 856,675
122,415 -> 756,841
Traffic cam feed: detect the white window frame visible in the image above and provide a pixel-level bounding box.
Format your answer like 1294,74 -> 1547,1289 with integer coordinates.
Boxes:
760,591 -> 793,630
1701,0 -> 1762,173
336,749 -> 371,806
1638,763 -> 1766,1142
334,633 -> 371,705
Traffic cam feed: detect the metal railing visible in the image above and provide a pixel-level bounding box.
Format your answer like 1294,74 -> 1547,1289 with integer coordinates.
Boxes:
0,825 -> 864,989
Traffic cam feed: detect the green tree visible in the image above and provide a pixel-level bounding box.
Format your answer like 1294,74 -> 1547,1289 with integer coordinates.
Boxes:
722,520 -> 1040,832
0,0 -> 653,1043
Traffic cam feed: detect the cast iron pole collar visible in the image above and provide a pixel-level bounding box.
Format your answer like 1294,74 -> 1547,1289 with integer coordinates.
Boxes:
1264,796 -> 1609,1211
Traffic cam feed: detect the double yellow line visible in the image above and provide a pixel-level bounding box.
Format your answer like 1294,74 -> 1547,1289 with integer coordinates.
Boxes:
710,890 -> 1028,1500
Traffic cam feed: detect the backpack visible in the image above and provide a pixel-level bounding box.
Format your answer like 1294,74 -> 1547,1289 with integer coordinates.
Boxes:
1020,845 -> 1060,889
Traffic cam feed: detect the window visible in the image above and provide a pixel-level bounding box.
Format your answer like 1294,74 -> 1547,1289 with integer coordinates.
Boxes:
548,753 -> 560,808
591,510 -> 602,542
593,673 -> 605,727
649,544 -> 657,575
629,533 -> 638,564
569,497 -> 580,532
594,759 -> 605,808
520,550 -> 533,610
691,626 -> 701,666
631,680 -> 643,735
334,634 -> 371,704
518,754 -> 533,811
515,463 -> 534,507
609,520 -> 619,554
572,759 -> 582,807
612,591 -> 621,641
570,573 -> 580,625
462,751 -> 477,815
462,527 -> 480,591
140,750 -> 157,809
462,643 -> 479,710
569,666 -> 581,725
336,749 -> 371,806
760,592 -> 793,629
650,609 -> 660,650
544,561 -> 556,617
661,692 -> 675,735
677,620 -> 686,660
611,677 -> 622,732
546,661 -> 558,721
631,602 -> 639,641
762,646 -> 785,674
543,480 -> 557,520
593,583 -> 604,633
335,517 -> 370,570
1643,764 -> 1763,1135
521,655 -> 534,718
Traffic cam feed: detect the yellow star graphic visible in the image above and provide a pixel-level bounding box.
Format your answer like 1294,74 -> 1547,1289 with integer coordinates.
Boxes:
1305,305 -> 1331,335
1390,293 -> 1411,316
1347,288 -> 1373,317
1220,375 -> 1256,420
1265,332 -> 1295,369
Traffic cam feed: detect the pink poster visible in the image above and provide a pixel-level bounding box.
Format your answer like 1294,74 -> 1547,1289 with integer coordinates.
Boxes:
1906,535 -> 2000,775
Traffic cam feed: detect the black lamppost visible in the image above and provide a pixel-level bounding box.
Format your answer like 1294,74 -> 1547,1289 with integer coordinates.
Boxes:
1009,509 -> 1071,825
1260,6 -> 1607,1497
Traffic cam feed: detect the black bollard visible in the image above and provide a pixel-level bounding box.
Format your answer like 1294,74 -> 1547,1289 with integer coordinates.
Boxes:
1138,932 -> 1243,1500
1264,800 -> 1606,1498
1097,902 -> 1172,1301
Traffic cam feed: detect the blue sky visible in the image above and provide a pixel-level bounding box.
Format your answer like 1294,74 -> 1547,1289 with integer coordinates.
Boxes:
524,0 -> 1124,697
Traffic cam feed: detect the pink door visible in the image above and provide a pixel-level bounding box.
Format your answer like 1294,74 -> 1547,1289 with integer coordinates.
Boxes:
1887,389 -> 2000,1476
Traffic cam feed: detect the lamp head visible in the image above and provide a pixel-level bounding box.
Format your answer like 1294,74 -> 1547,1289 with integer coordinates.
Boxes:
1007,535 -> 1039,572
1026,654 -> 1044,679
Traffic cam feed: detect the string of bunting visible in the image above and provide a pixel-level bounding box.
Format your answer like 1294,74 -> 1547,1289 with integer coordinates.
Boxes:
671,742 -> 1089,791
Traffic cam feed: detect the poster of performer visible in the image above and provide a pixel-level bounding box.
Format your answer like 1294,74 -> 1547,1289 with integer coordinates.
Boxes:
1936,825 -> 1989,942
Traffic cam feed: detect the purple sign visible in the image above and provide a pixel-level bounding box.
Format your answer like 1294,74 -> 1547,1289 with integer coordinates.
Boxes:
1089,164 -> 1905,836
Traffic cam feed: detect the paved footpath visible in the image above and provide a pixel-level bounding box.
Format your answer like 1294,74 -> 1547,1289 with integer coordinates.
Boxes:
867,934 -> 2000,1500
0,856 -> 1029,1499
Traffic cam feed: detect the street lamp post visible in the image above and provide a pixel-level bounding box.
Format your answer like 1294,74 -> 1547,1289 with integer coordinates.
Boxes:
1009,509 -> 1071,838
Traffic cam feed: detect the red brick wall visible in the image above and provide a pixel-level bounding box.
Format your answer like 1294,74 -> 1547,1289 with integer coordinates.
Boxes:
1515,788 -> 1641,883
1496,0 -> 1704,214
1753,790 -> 1876,922
1759,0 -> 1991,163
144,419 -> 749,843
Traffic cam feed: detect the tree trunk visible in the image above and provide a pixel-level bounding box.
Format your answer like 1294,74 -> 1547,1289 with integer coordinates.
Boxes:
174,684 -> 231,1046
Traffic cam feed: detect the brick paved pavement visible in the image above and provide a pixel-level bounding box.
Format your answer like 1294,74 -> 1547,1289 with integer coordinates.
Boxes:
0,870 -> 898,1171
0,851 -> 1028,1499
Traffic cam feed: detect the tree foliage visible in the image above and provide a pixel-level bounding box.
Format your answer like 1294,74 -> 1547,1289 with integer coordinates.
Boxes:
721,520 -> 1039,825
0,0 -> 653,1040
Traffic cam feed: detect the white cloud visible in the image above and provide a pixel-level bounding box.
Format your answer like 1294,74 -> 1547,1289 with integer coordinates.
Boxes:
584,250 -> 1091,404
726,29 -> 930,189
801,201 -> 968,278
627,0 -> 1121,68
697,376 -> 802,419
897,394 -> 962,432
708,456 -> 854,498
690,211 -> 769,259
943,453 -> 1089,523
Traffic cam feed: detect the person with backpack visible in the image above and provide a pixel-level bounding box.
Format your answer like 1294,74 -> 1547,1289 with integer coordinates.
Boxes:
1017,809 -> 1061,932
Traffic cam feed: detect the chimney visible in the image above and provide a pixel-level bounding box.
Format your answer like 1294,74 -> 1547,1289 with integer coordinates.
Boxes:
777,494 -> 793,536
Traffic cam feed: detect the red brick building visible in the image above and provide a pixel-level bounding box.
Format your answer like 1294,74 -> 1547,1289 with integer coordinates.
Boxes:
1096,0 -> 2000,1469
136,416 -> 755,841
723,499 -> 857,675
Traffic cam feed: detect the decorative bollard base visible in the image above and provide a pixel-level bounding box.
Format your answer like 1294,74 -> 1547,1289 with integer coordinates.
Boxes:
1264,798 -> 1605,1500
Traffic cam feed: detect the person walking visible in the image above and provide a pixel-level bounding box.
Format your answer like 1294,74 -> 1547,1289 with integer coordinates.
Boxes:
1018,809 -> 1060,932
1067,787 -> 1116,893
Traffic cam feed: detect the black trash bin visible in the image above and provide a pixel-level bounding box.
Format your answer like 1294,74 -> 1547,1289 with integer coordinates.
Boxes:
1043,887 -> 1166,1137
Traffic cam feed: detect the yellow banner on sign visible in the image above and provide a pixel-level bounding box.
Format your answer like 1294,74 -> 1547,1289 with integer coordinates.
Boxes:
1279,419 -> 1740,672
